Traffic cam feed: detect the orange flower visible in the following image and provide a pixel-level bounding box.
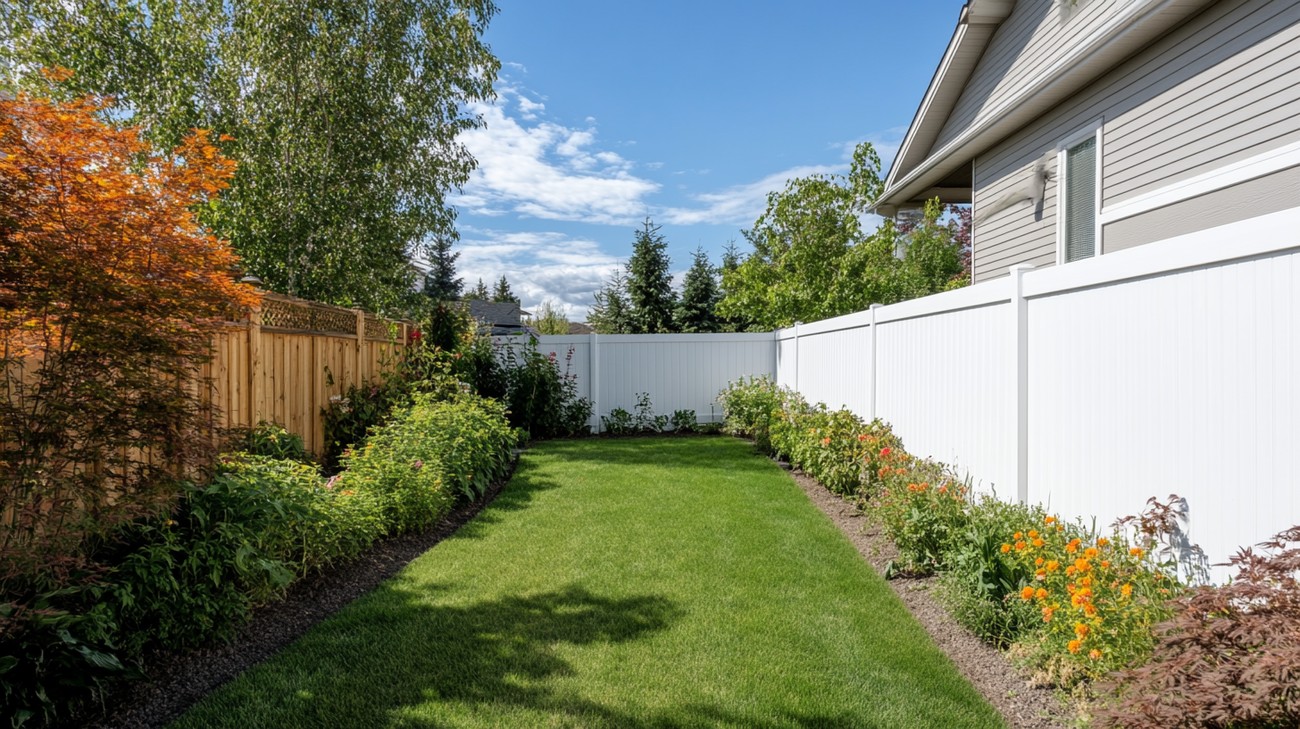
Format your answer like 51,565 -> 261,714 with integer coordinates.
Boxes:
1028,529 -> 1040,539
1035,587 -> 1048,600
1045,515 -> 1057,525
1021,586 -> 1036,601
1065,565 -> 1077,577
1100,560 -> 1111,569
1084,547 -> 1099,559
1089,649 -> 1102,661
1083,603 -> 1097,617
1043,605 -> 1056,622
1066,538 -> 1082,554
1074,623 -> 1090,638
1074,558 -> 1092,573
1032,538 -> 1045,548
821,437 -> 831,446
1015,541 -> 1027,551
1067,639 -> 1082,654
879,447 -> 892,457
1035,556 -> 1045,566
1000,543 -> 1012,554
1046,560 -> 1060,572
1096,537 -> 1110,548
1130,547 -> 1145,558
1014,532 -> 1024,540
1120,583 -> 1133,598
857,433 -> 868,442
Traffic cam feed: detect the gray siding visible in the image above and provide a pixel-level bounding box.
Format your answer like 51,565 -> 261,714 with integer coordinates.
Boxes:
1103,163 -> 1300,253
934,0 -> 1130,152
973,0 -> 1300,282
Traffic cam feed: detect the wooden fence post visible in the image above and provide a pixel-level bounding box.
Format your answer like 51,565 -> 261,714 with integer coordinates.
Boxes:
248,300 -> 263,427
354,309 -> 367,386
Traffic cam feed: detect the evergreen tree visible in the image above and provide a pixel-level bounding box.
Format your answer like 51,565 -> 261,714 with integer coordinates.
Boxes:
674,247 -> 720,333
465,278 -> 490,300
588,270 -> 632,334
491,275 -> 519,304
422,235 -> 462,301
625,218 -> 676,333
717,240 -> 749,332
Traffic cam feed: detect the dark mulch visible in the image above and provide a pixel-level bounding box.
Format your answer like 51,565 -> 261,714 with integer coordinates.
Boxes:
79,458 -> 518,729
784,465 -> 1069,729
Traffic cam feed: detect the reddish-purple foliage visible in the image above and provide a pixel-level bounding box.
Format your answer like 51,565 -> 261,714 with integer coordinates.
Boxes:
1095,526 -> 1300,728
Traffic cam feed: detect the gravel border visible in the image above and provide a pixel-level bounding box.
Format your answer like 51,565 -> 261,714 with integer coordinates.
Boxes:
783,465 -> 1068,729
80,458 -> 518,729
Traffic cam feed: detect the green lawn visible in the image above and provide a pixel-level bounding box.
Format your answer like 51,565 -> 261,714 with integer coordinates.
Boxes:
174,437 -> 1002,728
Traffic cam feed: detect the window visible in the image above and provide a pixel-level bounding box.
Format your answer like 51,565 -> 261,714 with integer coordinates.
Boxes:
1058,127 -> 1100,263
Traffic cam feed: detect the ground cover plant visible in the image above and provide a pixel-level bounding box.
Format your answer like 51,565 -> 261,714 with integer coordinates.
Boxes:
174,438 -> 1002,728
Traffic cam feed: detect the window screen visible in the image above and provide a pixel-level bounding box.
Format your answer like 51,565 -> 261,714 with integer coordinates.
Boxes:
1063,136 -> 1097,262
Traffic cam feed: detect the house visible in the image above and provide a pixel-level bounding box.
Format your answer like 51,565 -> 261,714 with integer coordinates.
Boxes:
874,0 -> 1300,283
462,300 -> 533,336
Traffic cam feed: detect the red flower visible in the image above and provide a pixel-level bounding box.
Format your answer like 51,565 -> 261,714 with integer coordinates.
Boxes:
879,447 -> 892,457
408,329 -> 423,343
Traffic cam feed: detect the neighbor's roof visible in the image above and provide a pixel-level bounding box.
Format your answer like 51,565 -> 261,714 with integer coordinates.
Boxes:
874,0 -> 1216,213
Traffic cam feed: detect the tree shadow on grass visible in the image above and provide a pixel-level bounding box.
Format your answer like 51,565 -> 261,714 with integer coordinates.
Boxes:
530,436 -> 777,477
197,582 -> 872,729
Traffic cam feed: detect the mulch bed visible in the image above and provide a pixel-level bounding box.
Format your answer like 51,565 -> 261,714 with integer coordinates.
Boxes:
81,446 -> 1068,728
784,465 -> 1069,729
80,459 -> 518,729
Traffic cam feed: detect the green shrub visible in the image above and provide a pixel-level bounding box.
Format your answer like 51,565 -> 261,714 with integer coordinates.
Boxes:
339,393 -> 517,534
601,408 -> 635,435
871,460 -> 968,575
501,340 -> 591,439
670,409 -> 697,433
718,376 -> 792,455
0,585 -> 124,729
222,421 -> 312,463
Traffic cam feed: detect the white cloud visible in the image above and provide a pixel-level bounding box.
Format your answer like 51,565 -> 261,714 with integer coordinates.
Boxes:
662,164 -> 841,226
455,88 -> 660,226
456,229 -> 623,319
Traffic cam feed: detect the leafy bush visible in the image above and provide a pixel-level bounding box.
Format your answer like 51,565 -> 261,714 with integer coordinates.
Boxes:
718,376 -> 788,454
871,461 -> 969,575
0,585 -> 124,729
321,372 -> 414,473
222,421 -> 311,463
339,393 -> 517,534
500,340 -> 592,439
1096,525 -> 1300,728
633,393 -> 669,433
602,408 -> 635,436
670,409 -> 697,433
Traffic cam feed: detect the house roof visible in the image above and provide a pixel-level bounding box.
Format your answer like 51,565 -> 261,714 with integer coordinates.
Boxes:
874,0 -> 1216,215
462,299 -> 527,326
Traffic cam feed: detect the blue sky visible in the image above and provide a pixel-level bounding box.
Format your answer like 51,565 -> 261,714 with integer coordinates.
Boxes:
450,1 -> 961,318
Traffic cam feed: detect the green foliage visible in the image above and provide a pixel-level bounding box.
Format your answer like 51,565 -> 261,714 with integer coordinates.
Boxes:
223,421 -> 311,463
338,393 -> 517,533
500,341 -> 592,439
625,218 -> 676,333
0,585 -> 124,729
669,409 -> 697,433
588,269 -> 632,334
464,278 -> 490,300
491,275 -> 518,304
601,408 -> 635,436
525,300 -> 570,335
716,376 -> 789,455
674,248 -> 721,333
321,373 -> 413,474
633,393 -> 668,433
421,236 -> 462,302
717,143 -> 967,330
8,0 -> 501,312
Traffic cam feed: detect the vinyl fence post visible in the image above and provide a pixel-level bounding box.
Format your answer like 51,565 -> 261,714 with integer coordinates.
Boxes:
590,332 -> 601,434
1010,264 -> 1035,505
868,304 -> 881,421
793,321 -> 801,393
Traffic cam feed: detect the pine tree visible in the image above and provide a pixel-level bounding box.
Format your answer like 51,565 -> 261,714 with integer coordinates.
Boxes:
422,235 -> 462,301
465,278 -> 490,300
491,275 -> 519,304
588,270 -> 632,334
625,218 -> 676,333
718,240 -> 749,332
674,247 -> 721,333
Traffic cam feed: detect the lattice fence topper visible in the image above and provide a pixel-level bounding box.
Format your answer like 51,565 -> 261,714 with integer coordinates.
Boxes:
259,296 -> 357,335
364,315 -> 399,341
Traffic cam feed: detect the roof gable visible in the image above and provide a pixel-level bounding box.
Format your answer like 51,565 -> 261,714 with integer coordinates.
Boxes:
877,0 -> 1216,213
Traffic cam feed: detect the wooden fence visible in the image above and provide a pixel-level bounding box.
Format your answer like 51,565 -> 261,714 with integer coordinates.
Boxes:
203,292 -> 410,455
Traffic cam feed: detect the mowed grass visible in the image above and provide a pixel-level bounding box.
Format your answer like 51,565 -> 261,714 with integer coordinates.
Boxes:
174,437 -> 1003,728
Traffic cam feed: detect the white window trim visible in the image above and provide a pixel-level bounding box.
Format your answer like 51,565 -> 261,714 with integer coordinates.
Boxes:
1055,118 -> 1104,265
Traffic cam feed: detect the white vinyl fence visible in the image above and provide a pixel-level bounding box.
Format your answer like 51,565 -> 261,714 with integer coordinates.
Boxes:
509,207 -> 1300,575
496,332 -> 776,430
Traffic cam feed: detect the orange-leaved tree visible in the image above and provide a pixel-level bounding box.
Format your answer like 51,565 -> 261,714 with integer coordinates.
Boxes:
0,74 -> 260,588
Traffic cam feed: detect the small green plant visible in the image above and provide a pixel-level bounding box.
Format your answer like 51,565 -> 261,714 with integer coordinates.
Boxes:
223,421 -> 311,463
500,340 -> 592,439
602,408 -> 635,436
633,392 -> 668,433
670,409 -> 697,433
